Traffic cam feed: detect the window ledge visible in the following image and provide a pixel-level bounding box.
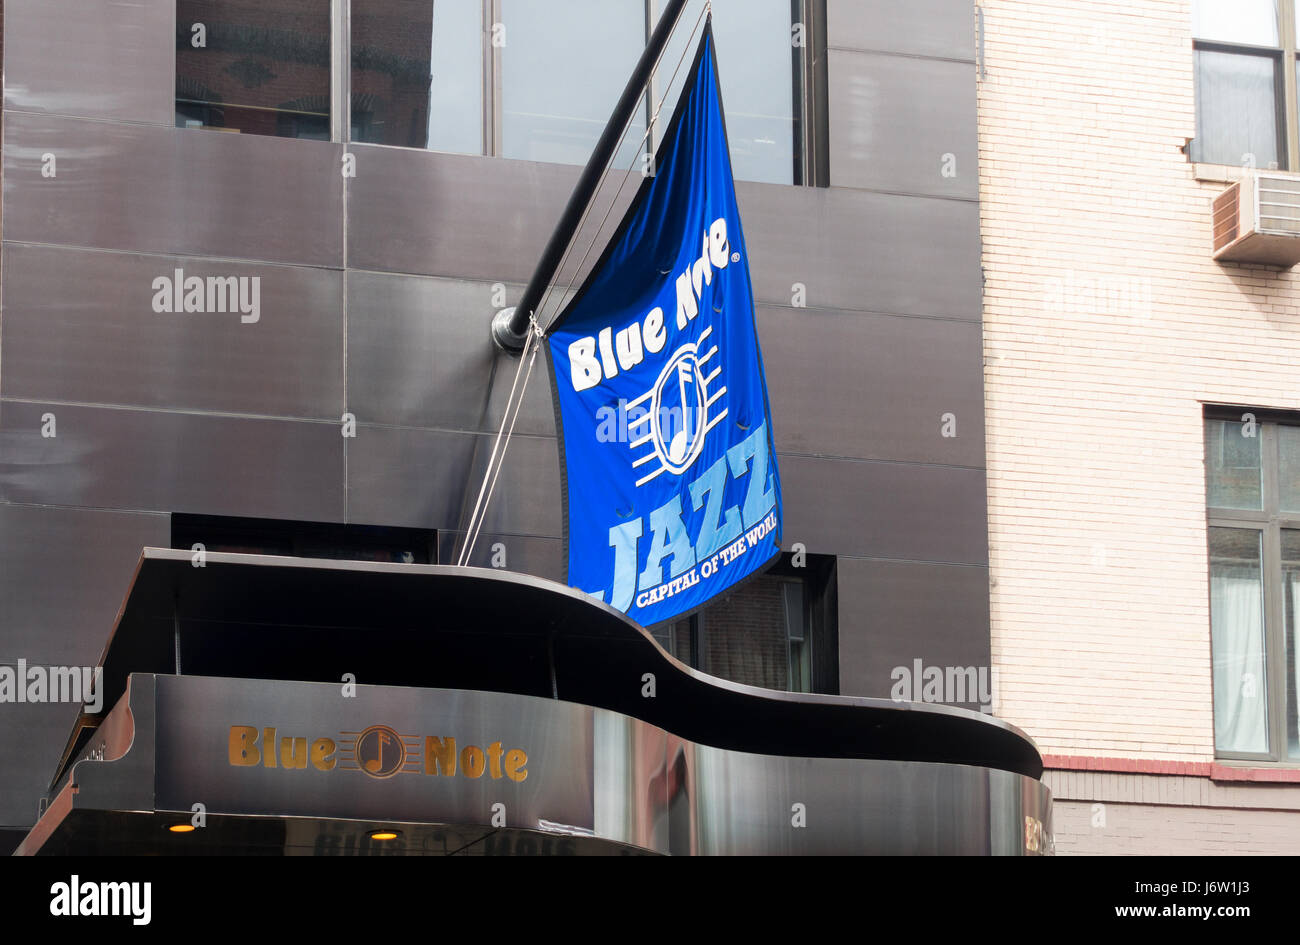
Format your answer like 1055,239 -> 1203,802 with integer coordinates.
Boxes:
1044,753 -> 1300,782
1193,162 -> 1300,183
1209,763 -> 1300,783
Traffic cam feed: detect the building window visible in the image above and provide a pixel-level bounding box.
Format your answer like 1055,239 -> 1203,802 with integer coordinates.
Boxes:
1190,0 -> 1294,169
651,552 -> 837,693
498,0 -> 650,169
172,514 -> 437,564
175,1 -> 333,139
350,0 -> 483,153
177,1 -> 826,183
348,0 -> 827,185
1205,412 -> 1300,761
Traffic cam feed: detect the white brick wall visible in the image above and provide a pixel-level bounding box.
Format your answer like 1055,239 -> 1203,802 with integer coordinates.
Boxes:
980,0 -> 1300,761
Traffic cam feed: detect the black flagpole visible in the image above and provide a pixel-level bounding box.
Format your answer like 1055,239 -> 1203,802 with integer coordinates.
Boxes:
491,0 -> 693,352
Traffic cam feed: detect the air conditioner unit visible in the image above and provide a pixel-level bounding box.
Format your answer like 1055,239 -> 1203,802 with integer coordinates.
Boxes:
1212,171 -> 1300,267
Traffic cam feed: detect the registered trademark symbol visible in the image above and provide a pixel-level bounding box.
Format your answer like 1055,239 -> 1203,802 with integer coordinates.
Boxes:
731,252 -> 740,262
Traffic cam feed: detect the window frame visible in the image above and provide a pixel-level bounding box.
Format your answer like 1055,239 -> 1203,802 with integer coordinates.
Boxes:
172,513 -> 438,564
1192,1 -> 1300,171
653,550 -> 838,695
172,0 -> 337,138
335,0 -> 828,186
180,0 -> 826,183
1205,406 -> 1300,764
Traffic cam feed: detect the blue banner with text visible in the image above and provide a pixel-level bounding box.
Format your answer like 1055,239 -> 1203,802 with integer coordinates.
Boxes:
547,21 -> 782,628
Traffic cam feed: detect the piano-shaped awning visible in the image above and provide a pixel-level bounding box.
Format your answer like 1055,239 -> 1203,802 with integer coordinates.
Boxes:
17,549 -> 1052,855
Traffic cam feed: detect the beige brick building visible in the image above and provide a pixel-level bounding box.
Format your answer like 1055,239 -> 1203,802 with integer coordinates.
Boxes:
979,0 -> 1300,853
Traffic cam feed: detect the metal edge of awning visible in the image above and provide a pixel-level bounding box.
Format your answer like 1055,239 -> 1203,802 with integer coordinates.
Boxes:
18,672 -> 1054,856
38,547 -> 1046,818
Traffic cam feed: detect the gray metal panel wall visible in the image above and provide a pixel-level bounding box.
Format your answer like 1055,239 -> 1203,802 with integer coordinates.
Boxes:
827,0 -> 977,62
814,0 -> 987,701
348,152 -> 981,319
759,305 -> 985,465
0,401 -> 345,522
827,51 -> 978,199
2,113 -> 345,267
0,0 -> 990,827
2,244 -> 345,420
3,0 -> 174,125
782,456 -> 988,565
345,424 -> 559,536
0,503 -> 169,822
0,504 -> 169,667
837,557 -> 994,714
345,271 -> 555,437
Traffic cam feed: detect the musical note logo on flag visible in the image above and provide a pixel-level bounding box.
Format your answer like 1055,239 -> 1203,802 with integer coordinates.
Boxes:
546,19 -> 782,628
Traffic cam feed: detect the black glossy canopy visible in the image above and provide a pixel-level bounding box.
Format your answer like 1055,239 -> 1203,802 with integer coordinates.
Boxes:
87,548 -> 1042,780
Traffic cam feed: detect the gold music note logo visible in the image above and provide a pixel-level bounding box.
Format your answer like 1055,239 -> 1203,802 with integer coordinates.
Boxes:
364,730 -> 391,774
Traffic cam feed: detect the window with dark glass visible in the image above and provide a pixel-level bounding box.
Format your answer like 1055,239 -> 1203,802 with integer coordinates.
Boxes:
349,0 -> 827,185
172,514 -> 437,564
651,552 -> 837,693
177,1 -> 825,183
1205,411 -> 1300,762
175,0 -> 333,139
351,0 -> 483,153
1190,0 -> 1293,169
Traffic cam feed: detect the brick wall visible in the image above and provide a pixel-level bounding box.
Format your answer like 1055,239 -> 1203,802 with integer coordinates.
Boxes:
1046,767 -> 1300,853
979,0 -> 1300,763
1051,800 -> 1300,855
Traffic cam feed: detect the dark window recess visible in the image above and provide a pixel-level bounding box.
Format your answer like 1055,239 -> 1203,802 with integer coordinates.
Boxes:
172,514 -> 436,565
175,0 -> 332,139
651,551 -> 837,694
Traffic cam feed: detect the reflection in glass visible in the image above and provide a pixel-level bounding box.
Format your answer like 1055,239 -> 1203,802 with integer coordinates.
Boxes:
1190,50 -> 1280,168
1279,425 -> 1300,513
653,617 -> 696,666
1205,418 -> 1263,510
1283,531 -> 1300,758
784,581 -> 811,692
1209,527 -> 1269,754
175,0 -> 332,139
351,0 -> 483,153
1192,0 -> 1278,45
501,0 -> 647,169
702,571 -> 800,691
653,573 -> 818,694
659,0 -> 798,185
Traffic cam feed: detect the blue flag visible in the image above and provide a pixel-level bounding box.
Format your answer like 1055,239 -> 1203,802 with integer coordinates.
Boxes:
546,20 -> 782,628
